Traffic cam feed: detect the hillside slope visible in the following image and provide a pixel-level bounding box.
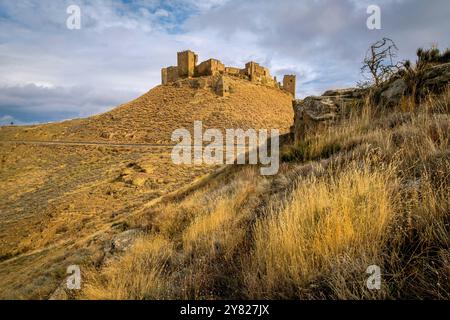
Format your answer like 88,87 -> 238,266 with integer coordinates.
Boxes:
0,76 -> 293,299
0,76 -> 293,143
81,86 -> 450,300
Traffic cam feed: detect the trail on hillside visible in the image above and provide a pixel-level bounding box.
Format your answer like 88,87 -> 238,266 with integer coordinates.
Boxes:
0,75 -> 293,299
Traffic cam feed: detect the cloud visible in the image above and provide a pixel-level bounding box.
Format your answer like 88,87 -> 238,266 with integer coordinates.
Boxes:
0,83 -> 140,124
182,0 -> 450,96
0,0 -> 449,124
0,115 -> 16,125
154,9 -> 169,18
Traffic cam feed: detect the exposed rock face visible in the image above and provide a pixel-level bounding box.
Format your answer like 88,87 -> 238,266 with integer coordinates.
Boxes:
420,62 -> 450,95
380,78 -> 408,107
110,229 -> 142,253
292,62 -> 450,144
215,76 -> 230,97
374,62 -> 450,107
172,74 -> 231,97
322,88 -> 366,99
292,88 -> 365,142
100,229 -> 142,267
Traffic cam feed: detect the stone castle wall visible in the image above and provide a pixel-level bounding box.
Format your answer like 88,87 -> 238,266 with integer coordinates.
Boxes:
196,59 -> 225,76
161,66 -> 179,85
161,50 -> 296,97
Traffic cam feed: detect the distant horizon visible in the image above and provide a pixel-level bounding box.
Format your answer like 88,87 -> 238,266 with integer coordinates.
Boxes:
1,0 -> 450,125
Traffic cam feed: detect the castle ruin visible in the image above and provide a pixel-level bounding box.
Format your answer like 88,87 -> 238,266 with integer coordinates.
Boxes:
283,75 -> 296,98
161,50 -> 296,98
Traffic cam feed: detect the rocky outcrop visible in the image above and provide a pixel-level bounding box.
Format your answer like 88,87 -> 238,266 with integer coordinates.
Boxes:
110,229 -> 142,252
172,74 -> 231,97
376,62 -> 450,107
292,62 -> 450,143
47,228 -> 142,300
100,229 -> 143,267
419,62 -> 450,96
379,78 -> 408,108
322,88 -> 366,99
292,88 -> 365,142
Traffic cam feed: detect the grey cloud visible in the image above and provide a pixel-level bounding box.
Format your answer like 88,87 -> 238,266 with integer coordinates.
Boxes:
0,0 -> 449,124
183,0 -> 450,95
0,83 -> 140,123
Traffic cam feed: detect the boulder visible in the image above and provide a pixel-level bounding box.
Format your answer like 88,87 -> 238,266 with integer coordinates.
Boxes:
97,229 -> 143,267
292,96 -> 338,142
292,88 -> 363,142
379,78 -> 408,107
322,87 -> 367,99
110,229 -> 142,252
420,62 -> 450,95
215,76 -> 230,97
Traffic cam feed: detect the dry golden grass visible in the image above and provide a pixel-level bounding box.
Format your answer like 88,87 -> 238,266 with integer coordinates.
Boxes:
81,86 -> 449,300
0,76 -> 293,144
245,164 -> 396,299
182,174 -> 261,258
1,78 -> 449,300
0,76 -> 293,299
82,236 -> 174,300
81,168 -> 266,299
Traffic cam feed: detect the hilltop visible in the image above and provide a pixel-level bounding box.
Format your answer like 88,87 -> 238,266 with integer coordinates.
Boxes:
0,75 -> 293,144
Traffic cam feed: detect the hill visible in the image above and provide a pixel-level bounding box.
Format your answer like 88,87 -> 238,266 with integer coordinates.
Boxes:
81,84 -> 450,300
0,76 -> 293,143
79,64 -> 450,299
0,76 -> 293,299
2,54 -> 449,301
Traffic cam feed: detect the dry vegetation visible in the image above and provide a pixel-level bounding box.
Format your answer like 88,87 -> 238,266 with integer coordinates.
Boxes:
0,76 -> 293,144
0,76 -> 293,299
1,68 -> 448,300
81,86 -> 449,300
0,143 -> 221,299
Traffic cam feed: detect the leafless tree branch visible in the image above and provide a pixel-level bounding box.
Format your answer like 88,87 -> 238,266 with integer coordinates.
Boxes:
361,38 -> 401,87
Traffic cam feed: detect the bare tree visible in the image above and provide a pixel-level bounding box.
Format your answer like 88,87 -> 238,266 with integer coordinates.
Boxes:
360,38 -> 402,87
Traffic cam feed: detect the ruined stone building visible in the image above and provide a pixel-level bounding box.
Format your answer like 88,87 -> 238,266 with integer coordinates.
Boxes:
177,50 -> 197,78
283,75 -> 296,98
161,50 -> 297,98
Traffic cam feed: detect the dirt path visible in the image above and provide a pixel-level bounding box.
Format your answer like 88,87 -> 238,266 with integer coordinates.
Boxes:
0,140 -> 176,148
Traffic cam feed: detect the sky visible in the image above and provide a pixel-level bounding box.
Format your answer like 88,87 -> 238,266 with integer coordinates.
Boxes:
0,0 -> 449,125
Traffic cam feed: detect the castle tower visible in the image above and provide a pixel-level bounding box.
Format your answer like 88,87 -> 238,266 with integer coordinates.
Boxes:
245,61 -> 259,81
161,68 -> 168,85
177,50 -> 198,78
161,66 -> 179,85
283,75 -> 296,98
